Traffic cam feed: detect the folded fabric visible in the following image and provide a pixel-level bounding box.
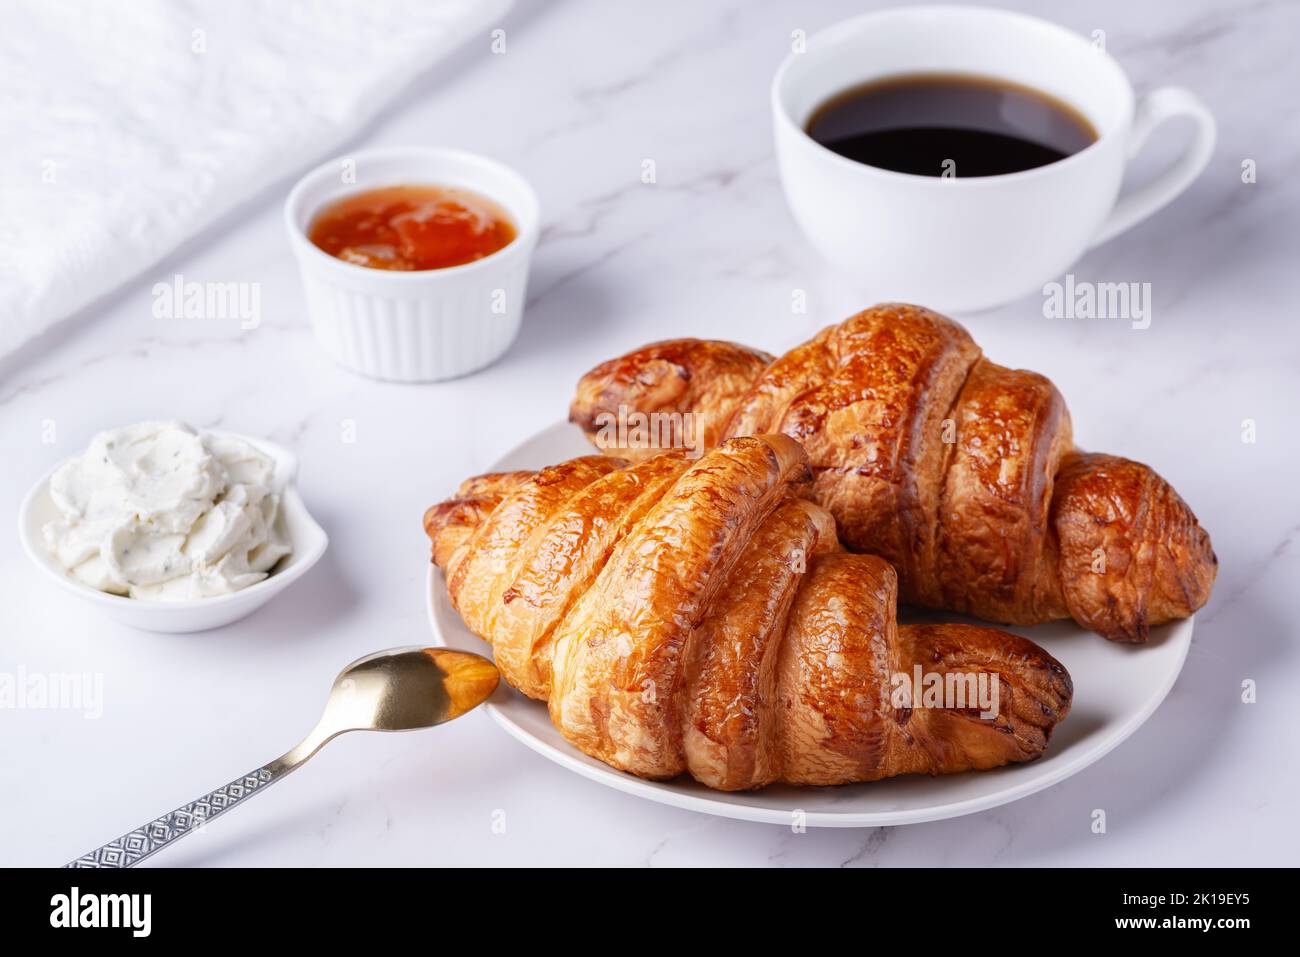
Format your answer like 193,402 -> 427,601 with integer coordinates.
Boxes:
0,0 -> 510,358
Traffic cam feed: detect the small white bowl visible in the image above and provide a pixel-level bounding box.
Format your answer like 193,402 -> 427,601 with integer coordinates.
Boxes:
284,146 -> 540,383
17,433 -> 328,634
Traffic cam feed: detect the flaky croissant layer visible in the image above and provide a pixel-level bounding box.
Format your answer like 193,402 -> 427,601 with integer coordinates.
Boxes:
427,435 -> 1072,790
570,304 -> 1217,642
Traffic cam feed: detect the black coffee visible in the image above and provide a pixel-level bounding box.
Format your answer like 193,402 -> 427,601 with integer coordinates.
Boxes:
805,73 -> 1097,177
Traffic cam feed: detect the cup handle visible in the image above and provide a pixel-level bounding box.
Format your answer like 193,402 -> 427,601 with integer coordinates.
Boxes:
1089,86 -> 1216,247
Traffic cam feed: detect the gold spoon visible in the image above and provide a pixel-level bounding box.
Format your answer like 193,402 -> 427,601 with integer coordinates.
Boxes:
65,647 -> 498,868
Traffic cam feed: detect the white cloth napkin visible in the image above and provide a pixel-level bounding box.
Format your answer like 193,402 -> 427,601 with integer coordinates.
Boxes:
0,0 -> 511,357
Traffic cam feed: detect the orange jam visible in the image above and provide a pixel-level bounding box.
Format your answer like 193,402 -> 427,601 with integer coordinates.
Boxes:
307,185 -> 517,271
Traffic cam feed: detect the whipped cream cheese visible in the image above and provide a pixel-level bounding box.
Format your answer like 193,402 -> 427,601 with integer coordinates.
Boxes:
43,422 -> 292,601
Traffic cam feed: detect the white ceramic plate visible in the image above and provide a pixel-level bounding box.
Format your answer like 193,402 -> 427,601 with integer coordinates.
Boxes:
19,432 -> 328,634
426,421 -> 1193,827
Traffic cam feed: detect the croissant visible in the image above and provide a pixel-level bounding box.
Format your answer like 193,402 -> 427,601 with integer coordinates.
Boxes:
425,434 -> 1072,789
570,304 -> 1216,642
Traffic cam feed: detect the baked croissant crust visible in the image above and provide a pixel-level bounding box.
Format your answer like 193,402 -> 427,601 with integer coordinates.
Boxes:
570,304 -> 1217,642
426,434 -> 1072,789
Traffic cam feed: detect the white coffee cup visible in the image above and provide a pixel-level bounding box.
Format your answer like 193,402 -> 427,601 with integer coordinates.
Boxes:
772,5 -> 1216,312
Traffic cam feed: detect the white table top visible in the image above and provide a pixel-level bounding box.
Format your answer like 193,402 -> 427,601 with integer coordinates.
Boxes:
3,0 -> 1296,867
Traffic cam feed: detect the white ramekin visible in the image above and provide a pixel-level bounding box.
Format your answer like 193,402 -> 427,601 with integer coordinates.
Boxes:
285,147 -> 540,382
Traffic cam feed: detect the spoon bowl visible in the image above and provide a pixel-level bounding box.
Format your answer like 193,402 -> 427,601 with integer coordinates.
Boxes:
323,647 -> 501,735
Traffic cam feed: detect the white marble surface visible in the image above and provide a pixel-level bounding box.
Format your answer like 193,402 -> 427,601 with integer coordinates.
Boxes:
2,0 -> 1297,867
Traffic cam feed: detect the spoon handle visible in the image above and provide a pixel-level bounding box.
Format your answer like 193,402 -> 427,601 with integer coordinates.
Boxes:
65,757 -> 295,868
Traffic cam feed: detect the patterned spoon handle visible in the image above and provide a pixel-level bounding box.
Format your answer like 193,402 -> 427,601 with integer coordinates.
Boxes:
65,757 -> 295,868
